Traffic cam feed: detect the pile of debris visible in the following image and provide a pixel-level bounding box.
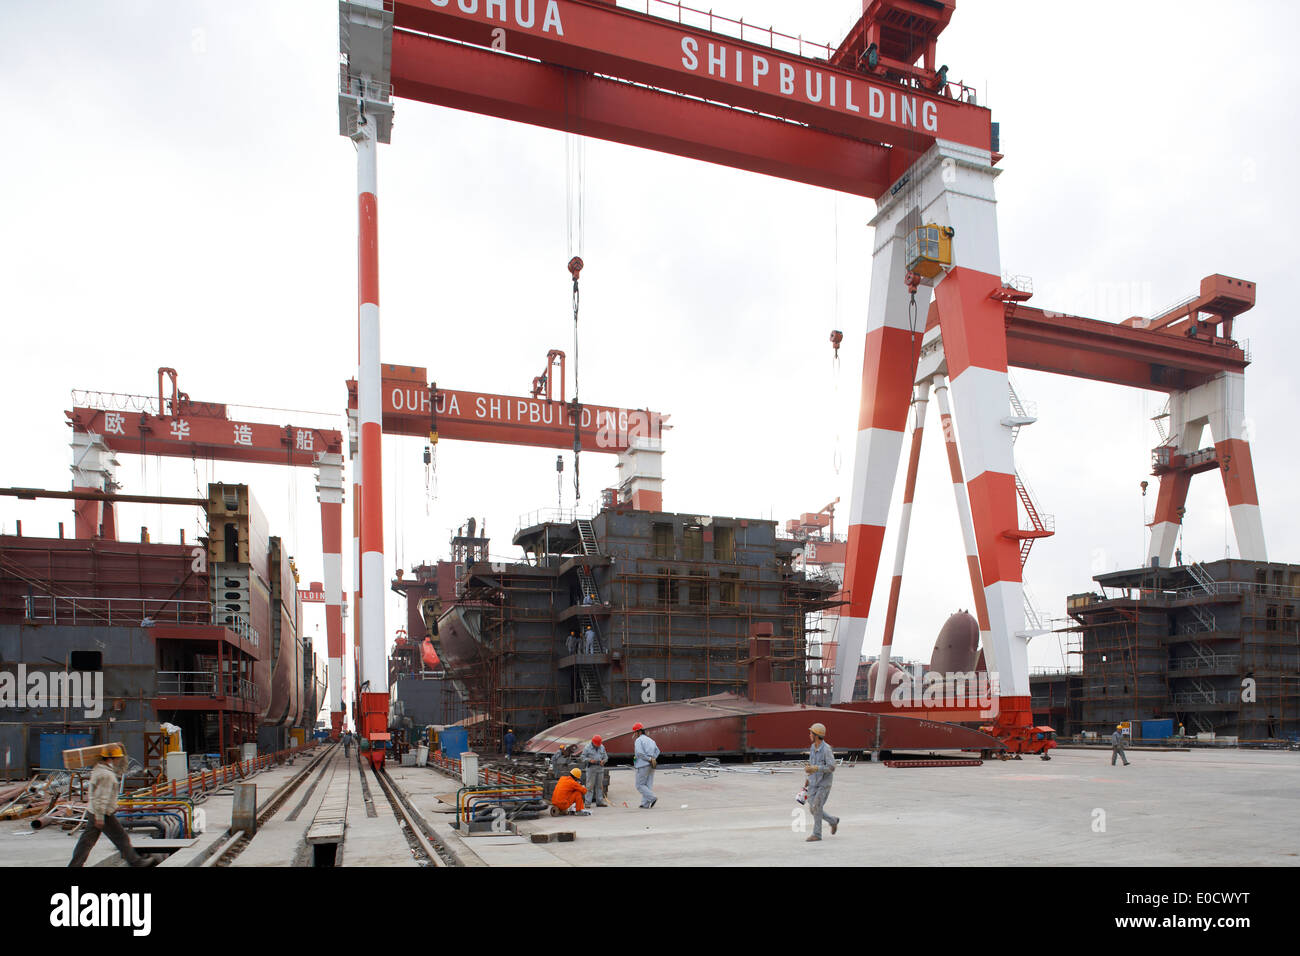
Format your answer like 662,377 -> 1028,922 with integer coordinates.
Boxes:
0,771 -> 80,823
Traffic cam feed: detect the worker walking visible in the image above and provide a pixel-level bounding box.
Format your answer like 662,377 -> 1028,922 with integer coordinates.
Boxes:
580,734 -> 609,807
343,731 -> 352,757
68,745 -> 154,868
551,767 -> 590,815
632,722 -> 659,808
803,723 -> 839,843
504,727 -> 516,758
566,630 -> 578,655
583,626 -> 596,655
1111,724 -> 1130,766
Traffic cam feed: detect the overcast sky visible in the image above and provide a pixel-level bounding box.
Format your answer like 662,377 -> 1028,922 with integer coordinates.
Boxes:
3,1 -> 1298,689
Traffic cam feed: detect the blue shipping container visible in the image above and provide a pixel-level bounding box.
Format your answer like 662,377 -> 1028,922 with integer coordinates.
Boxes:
1141,719 -> 1174,740
39,733 -> 95,771
439,727 -> 469,760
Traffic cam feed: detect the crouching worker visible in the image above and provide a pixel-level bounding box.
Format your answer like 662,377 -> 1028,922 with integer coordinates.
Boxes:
551,767 -> 590,816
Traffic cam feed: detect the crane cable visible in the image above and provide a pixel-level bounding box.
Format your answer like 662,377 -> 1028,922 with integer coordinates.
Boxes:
565,75 -> 587,508
569,257 -> 583,506
832,196 -> 843,475
425,381 -> 438,512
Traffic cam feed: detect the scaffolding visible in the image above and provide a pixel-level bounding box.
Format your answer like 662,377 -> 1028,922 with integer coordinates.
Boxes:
1049,560 -> 1300,741
423,509 -> 837,749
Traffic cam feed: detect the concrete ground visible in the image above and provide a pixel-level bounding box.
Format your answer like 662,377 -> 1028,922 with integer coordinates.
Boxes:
0,745 -> 416,867
7,747 -> 1295,866
0,753 -> 314,867
413,748 -> 1300,867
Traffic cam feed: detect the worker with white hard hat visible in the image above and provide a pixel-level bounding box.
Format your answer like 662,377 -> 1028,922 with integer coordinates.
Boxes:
803,723 -> 840,843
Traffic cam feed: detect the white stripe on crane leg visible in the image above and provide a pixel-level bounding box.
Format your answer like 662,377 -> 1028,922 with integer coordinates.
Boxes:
848,427 -> 907,528
328,659 -> 342,712
889,501 -> 913,575
361,550 -> 387,691
1149,520 -> 1180,566
1229,503 -> 1266,561
982,579 -> 1029,699
833,616 -> 869,704
945,365 -> 1016,480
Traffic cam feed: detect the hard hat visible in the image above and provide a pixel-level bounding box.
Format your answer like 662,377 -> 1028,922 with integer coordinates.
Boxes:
809,723 -> 827,737
591,735 -> 602,746
101,744 -> 124,758
570,767 -> 582,778
632,722 -> 644,732
1116,724 -> 1123,730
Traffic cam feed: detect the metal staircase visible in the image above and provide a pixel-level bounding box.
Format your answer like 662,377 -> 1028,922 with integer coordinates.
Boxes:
573,517 -> 604,704
1007,381 -> 1054,568
1187,561 -> 1217,594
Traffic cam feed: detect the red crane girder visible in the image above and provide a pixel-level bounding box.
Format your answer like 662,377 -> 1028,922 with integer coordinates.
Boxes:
349,365 -> 667,453
391,32 -> 896,197
388,0 -> 994,198
1002,303 -> 1249,392
66,406 -> 343,467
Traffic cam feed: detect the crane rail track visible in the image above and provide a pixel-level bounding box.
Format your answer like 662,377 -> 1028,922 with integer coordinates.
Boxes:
208,743 -> 335,867
370,763 -> 462,867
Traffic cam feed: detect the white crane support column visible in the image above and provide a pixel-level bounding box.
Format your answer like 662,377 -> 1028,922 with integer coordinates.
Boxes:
1149,372 -> 1265,565
835,139 -> 1002,705
873,381 -> 930,702
354,116 -> 387,699
340,0 -> 393,761
316,453 -> 346,739
932,376 -> 993,660
832,174 -> 934,704
348,407 -> 361,728
70,432 -> 120,539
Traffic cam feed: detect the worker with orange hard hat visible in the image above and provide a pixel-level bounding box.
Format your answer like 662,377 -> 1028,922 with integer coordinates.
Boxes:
632,722 -> 660,809
551,767 -> 590,815
1111,724 -> 1130,767
580,734 -> 609,807
68,744 -> 155,867
803,723 -> 839,843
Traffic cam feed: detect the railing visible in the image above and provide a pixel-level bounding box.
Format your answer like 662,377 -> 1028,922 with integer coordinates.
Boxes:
337,68 -> 391,103
1144,580 -> 1300,602
516,505 -> 597,531
23,594 -> 261,646
1171,689 -> 1222,706
23,595 -> 211,628
625,1 -> 979,102
632,0 -> 838,60
156,671 -> 258,701
1169,655 -> 1239,673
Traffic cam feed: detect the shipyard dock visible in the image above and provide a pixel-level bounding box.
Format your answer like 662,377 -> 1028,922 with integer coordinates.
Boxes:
4,744 -> 1296,867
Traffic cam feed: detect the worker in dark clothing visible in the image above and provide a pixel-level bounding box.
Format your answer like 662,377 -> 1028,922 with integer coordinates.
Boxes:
69,745 -> 155,867
1111,725 -> 1130,766
504,728 -> 516,758
580,735 -> 609,807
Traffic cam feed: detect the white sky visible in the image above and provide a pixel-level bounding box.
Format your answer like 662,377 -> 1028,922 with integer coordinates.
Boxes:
3,0 -> 1298,692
